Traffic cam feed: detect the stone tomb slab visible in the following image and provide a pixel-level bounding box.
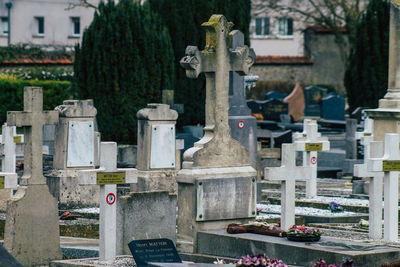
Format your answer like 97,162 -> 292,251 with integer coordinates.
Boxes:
196,177 -> 256,221
196,230 -> 400,267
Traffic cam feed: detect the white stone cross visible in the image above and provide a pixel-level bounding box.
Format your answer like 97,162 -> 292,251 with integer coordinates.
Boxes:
7,87 -> 59,185
354,141 -> 384,240
367,133 -> 400,241
264,144 -> 312,231
0,124 -> 18,194
355,117 -> 374,161
79,142 -> 137,261
293,119 -> 330,198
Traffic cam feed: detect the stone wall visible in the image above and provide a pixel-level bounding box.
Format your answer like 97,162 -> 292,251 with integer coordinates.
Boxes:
251,29 -> 349,95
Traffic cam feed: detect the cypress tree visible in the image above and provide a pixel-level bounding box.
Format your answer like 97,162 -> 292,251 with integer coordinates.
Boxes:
344,0 -> 389,111
74,0 -> 175,143
149,0 -> 251,128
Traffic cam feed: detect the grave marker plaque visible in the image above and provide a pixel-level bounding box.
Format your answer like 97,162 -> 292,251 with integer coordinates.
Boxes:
67,120 -> 94,167
150,124 -> 175,169
128,238 -> 181,267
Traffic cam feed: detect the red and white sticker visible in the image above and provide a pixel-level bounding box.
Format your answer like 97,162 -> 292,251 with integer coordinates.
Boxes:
238,120 -> 245,129
106,193 -> 116,205
310,156 -> 317,165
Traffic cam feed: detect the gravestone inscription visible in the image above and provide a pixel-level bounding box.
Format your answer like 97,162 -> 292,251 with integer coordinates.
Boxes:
128,238 -> 182,267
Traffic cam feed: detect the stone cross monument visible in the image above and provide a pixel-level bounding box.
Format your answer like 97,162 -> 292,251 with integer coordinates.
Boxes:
79,142 -> 137,261
180,15 -> 255,169
367,133 -> 400,242
4,87 -> 62,265
354,141 -> 384,240
264,144 -> 312,231
293,119 -> 330,198
228,30 -> 257,168
177,15 -> 256,253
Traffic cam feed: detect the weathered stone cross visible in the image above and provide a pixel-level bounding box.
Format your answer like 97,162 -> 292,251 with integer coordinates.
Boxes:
79,142 -> 137,261
264,144 -> 312,231
180,15 -> 255,168
293,119 -> 330,198
4,87 -> 61,265
7,87 -> 59,185
367,133 -> 399,241
354,140 -> 384,240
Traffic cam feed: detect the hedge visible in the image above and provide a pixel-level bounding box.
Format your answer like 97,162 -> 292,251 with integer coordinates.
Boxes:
0,79 -> 72,125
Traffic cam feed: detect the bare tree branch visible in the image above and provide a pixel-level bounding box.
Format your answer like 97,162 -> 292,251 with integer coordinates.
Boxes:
66,0 -> 98,11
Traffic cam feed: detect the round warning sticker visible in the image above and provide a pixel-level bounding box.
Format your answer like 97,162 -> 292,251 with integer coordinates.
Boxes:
238,120 -> 245,129
311,156 -> 317,165
106,193 -> 116,205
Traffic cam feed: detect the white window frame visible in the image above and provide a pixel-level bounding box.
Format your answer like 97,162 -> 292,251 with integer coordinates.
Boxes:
1,17 -> 8,35
253,17 -> 270,38
275,17 -> 293,38
34,16 -> 45,36
70,17 -> 80,36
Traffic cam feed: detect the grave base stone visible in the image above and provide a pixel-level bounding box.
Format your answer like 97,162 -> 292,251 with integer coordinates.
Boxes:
176,166 -> 256,253
117,191 -> 177,255
47,170 -> 100,207
4,185 -> 62,265
131,170 -> 177,193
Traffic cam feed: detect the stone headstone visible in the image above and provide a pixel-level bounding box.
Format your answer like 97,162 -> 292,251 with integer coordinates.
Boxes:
266,91 -> 288,100
367,133 -> 400,242
228,30 -> 257,168
48,99 -> 100,207
4,87 -> 62,265
321,93 -> 345,121
177,15 -> 256,252
273,130 -> 292,148
342,118 -> 363,175
304,86 -> 327,117
135,104 -> 178,193
283,83 -> 305,121
117,191 -> 177,255
262,99 -> 288,121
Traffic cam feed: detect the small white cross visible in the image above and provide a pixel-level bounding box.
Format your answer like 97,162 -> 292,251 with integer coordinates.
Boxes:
354,141 -> 384,240
79,142 -> 137,261
264,144 -> 312,231
367,133 -> 399,242
293,119 -> 330,198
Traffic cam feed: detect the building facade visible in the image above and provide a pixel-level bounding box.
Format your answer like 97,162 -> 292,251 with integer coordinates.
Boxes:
0,0 -> 100,47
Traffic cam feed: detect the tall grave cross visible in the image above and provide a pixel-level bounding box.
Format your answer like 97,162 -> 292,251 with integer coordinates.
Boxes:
180,15 -> 255,168
293,119 -> 330,198
264,144 -> 312,231
7,87 -> 59,185
354,117 -> 383,240
79,142 -> 137,261
367,133 -> 400,241
354,141 -> 384,240
4,87 -> 61,265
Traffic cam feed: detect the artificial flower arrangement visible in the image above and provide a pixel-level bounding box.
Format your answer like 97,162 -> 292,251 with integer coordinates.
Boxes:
287,224 -> 322,242
328,201 -> 344,213
236,254 -> 288,267
313,258 -> 354,267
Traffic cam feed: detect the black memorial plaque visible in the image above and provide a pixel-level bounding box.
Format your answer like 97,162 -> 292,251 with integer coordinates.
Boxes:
128,238 -> 182,267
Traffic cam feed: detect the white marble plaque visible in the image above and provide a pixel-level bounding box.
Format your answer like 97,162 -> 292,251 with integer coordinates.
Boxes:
150,124 -> 175,169
67,121 -> 94,167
